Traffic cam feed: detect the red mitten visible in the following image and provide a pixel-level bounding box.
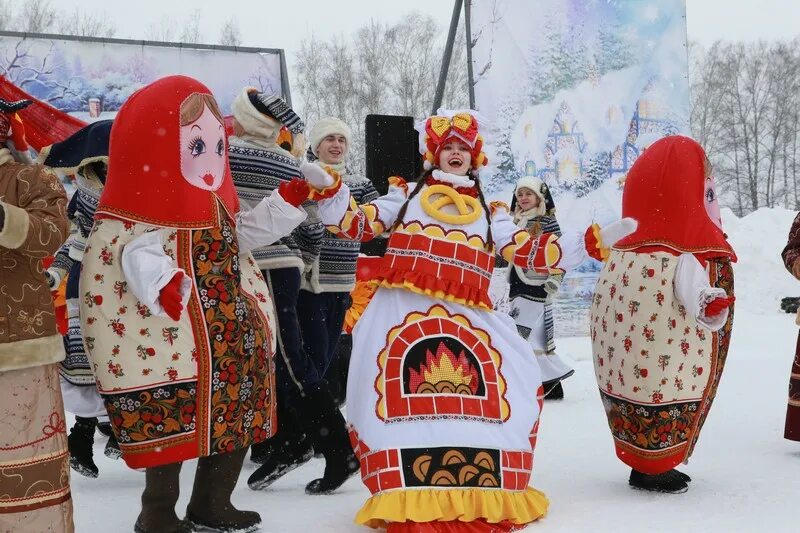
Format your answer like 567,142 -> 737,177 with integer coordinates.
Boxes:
159,272 -> 185,321
584,224 -> 603,261
705,296 -> 735,317
277,178 -> 311,207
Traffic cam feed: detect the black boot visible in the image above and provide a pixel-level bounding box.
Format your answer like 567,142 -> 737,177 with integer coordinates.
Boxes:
104,433 -> 122,460
186,448 -> 261,533
544,381 -> 564,400
629,468 -> 689,494
96,420 -> 114,437
134,462 -> 192,533
672,469 -> 692,483
299,383 -> 360,495
68,416 -> 98,478
248,404 -> 314,490
329,334 -> 352,407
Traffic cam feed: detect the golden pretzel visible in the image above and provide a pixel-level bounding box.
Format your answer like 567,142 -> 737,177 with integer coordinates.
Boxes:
420,184 -> 482,225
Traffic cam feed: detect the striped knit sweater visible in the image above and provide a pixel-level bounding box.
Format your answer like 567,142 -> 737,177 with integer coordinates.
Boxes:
228,137 -> 323,272
302,171 -> 379,293
51,174 -> 102,277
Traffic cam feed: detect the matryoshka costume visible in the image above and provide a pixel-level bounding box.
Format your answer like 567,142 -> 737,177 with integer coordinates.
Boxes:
303,111 -> 585,532
589,135 -> 735,494
79,75 -> 310,533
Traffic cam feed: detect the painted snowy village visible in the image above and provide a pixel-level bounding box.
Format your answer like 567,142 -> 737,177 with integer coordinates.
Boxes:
1,0 -> 800,532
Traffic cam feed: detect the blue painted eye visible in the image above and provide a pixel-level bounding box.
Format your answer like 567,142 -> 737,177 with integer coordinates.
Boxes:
188,136 -> 206,157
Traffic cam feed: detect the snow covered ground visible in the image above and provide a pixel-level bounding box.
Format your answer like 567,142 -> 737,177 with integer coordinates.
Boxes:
72,208 -> 800,532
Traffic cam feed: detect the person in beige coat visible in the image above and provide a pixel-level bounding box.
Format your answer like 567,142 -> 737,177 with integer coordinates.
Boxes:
0,98 -> 73,532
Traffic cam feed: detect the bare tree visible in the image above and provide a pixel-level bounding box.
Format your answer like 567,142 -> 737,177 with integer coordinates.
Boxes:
17,0 -> 56,33
219,18 -> 242,47
0,1 -> 13,31
692,39 -> 800,213
294,11 -> 471,174
57,8 -> 116,38
145,20 -> 176,42
179,9 -> 202,44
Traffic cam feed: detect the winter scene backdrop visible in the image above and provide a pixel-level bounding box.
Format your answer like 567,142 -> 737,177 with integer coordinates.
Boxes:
0,32 -> 285,120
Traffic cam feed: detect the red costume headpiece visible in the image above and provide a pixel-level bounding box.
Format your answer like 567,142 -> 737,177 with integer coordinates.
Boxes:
614,135 -> 735,261
420,112 -> 488,170
97,75 -> 239,228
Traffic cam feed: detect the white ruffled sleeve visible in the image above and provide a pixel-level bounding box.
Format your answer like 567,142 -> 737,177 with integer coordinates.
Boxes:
235,189 -> 308,253
674,253 -> 728,331
120,230 -> 192,317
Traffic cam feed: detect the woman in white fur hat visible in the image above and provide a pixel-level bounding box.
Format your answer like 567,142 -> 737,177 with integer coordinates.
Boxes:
508,174 -> 574,399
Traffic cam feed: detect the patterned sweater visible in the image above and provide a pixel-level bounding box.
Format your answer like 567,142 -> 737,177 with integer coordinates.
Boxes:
302,171 -> 379,293
51,173 -> 102,278
229,137 -> 323,272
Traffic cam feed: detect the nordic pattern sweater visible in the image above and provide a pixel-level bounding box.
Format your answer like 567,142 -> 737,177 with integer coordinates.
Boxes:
229,138 -> 323,272
302,173 -> 379,293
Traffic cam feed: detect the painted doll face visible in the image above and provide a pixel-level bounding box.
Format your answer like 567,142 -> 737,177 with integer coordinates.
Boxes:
705,175 -> 722,229
703,157 -> 722,229
438,141 -> 472,176
515,187 -> 541,211
180,104 -> 226,191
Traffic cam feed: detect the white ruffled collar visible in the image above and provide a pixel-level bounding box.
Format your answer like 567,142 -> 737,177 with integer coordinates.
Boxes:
431,169 -> 475,188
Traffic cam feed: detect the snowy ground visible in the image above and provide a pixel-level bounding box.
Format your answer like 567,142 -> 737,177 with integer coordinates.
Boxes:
72,209 -> 800,532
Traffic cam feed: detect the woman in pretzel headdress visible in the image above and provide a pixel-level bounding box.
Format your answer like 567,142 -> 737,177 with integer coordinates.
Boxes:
301,110 -> 585,532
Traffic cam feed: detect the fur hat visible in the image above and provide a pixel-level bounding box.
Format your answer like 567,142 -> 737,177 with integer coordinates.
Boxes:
309,117 -> 352,157
231,88 -> 304,147
512,174 -> 557,216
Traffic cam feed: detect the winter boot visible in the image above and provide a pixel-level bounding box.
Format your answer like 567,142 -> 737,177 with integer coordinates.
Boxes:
96,420 -> 114,438
186,448 -> 261,533
671,469 -> 692,483
544,381 -> 564,400
248,404 -> 314,490
104,432 -> 122,460
628,468 -> 689,494
68,416 -> 98,478
134,462 -> 192,533
299,383 -> 360,495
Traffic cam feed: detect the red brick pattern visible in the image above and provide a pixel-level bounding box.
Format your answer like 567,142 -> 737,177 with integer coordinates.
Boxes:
377,311 -> 508,423
501,450 -> 534,491
383,228 -> 495,305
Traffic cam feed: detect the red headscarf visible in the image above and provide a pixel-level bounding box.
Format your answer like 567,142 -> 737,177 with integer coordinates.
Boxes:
614,135 -> 735,261
97,75 -> 239,228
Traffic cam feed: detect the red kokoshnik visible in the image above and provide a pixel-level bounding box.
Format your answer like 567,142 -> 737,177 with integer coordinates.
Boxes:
96,75 -> 240,228
614,135 -> 736,262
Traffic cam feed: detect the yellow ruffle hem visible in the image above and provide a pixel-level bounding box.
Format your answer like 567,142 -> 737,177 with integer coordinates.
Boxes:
355,487 -> 549,529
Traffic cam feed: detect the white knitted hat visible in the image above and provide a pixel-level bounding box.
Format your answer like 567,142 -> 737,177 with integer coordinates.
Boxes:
231,87 -> 281,142
514,175 -> 547,214
309,117 -> 352,157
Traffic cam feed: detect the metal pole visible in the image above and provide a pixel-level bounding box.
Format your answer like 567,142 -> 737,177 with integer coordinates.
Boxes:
279,49 -> 293,107
464,0 -> 476,109
431,0 -> 464,114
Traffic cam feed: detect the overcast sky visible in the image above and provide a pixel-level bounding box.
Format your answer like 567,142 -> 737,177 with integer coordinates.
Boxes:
45,0 -> 800,64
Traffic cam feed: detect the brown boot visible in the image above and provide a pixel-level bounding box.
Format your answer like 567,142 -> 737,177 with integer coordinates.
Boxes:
134,462 -> 192,533
186,448 -> 262,532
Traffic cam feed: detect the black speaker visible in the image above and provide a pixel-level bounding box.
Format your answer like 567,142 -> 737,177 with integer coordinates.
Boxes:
360,115 -> 422,257
364,114 -> 422,195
